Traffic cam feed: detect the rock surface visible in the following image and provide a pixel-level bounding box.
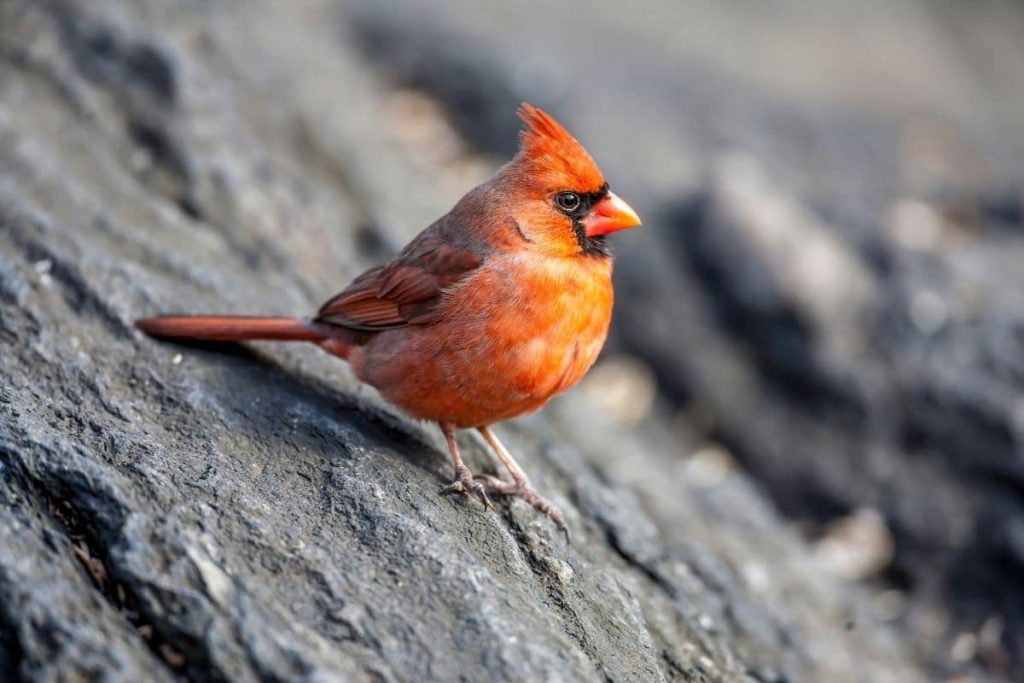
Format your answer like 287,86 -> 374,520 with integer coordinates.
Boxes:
0,1 -> 1019,682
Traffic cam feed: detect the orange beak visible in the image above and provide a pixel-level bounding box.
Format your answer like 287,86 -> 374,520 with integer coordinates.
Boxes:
582,191 -> 642,237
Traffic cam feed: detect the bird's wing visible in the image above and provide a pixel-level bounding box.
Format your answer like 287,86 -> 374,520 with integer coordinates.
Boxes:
315,223 -> 483,331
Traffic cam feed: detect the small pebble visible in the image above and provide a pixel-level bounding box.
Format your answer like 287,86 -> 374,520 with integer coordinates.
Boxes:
950,632 -> 977,663
549,558 -> 574,586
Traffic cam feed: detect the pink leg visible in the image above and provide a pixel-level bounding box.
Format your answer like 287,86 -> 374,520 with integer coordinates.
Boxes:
438,422 -> 493,510
475,426 -> 568,541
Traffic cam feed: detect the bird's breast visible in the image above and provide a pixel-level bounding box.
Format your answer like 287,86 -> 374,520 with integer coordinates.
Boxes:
455,253 -> 613,413
357,253 -> 614,427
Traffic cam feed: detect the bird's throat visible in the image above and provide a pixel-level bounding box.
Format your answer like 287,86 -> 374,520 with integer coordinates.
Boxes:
573,221 -> 612,258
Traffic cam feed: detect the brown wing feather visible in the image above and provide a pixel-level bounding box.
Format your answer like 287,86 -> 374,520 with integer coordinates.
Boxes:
316,221 -> 483,332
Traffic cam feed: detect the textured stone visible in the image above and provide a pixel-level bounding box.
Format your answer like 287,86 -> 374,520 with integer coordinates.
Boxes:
4,0 -> 1014,681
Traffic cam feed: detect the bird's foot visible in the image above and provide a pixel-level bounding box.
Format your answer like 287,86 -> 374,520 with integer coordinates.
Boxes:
441,464 -> 494,511
475,474 -> 569,542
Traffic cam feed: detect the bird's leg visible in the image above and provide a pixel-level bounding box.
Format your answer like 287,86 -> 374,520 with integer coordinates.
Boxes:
439,422 -> 493,510
475,426 -> 568,540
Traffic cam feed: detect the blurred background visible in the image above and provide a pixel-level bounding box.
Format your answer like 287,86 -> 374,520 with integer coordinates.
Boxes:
344,0 -> 1024,680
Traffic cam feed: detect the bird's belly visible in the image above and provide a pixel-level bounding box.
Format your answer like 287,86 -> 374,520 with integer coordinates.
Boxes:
356,289 -> 610,427
499,332 -> 604,405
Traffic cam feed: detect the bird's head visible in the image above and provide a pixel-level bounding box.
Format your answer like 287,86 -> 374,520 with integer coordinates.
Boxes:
500,103 -> 641,258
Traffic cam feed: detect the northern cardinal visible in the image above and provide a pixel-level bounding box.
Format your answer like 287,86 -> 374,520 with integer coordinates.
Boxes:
136,104 -> 640,538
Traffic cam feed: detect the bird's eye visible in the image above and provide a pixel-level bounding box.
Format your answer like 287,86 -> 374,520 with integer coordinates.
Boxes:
555,192 -> 581,213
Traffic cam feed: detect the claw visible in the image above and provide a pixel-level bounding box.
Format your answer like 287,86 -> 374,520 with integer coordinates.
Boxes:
442,465 -> 494,510
476,484 -> 495,511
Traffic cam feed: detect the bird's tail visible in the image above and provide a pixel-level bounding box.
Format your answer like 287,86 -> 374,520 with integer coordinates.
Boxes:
135,315 -> 327,343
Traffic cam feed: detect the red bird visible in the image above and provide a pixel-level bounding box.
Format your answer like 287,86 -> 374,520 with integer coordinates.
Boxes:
136,104 -> 640,537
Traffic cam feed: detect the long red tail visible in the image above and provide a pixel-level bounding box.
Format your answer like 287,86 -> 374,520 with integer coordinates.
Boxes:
135,315 -> 326,342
